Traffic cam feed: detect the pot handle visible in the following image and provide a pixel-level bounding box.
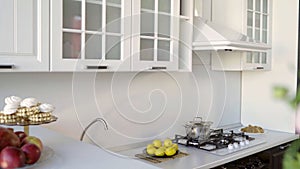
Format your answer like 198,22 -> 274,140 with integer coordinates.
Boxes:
193,117 -> 202,122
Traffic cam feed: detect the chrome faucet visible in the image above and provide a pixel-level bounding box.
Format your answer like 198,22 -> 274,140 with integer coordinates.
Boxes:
80,118 -> 108,141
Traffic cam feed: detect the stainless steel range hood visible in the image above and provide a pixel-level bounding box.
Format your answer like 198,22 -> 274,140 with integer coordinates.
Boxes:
192,17 -> 271,51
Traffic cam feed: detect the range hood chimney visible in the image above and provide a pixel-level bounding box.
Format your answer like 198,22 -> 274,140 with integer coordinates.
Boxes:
192,17 -> 271,51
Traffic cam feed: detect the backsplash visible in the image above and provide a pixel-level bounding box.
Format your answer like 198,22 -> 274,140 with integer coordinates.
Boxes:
0,60 -> 241,148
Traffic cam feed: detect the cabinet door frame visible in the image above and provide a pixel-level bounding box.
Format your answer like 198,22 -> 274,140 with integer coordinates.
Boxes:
243,0 -> 273,70
131,0 -> 180,71
51,0 -> 131,72
0,0 -> 49,72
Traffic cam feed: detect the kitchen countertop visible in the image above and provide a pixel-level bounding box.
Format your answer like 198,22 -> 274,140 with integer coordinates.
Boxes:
3,126 -> 298,169
2,125 -> 160,169
118,128 -> 299,169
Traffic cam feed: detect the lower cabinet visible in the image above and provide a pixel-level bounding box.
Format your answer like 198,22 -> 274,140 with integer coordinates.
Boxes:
213,142 -> 292,169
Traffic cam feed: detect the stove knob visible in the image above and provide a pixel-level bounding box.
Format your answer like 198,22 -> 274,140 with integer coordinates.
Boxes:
178,139 -> 188,145
233,142 -> 239,148
245,140 -> 250,145
240,141 -> 245,146
227,143 -> 234,150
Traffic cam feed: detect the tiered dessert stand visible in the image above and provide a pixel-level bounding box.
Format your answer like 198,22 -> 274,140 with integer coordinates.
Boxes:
0,115 -> 57,135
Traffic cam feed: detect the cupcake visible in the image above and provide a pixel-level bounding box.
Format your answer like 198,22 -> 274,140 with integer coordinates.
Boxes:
17,98 -> 40,118
0,96 -> 21,123
0,105 -> 19,124
28,103 -> 55,122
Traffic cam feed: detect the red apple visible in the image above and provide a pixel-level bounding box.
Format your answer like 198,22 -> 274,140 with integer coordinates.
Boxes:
0,146 -> 26,169
0,127 -> 20,151
22,136 -> 43,151
7,128 -> 14,132
14,131 -> 27,142
21,143 -> 41,164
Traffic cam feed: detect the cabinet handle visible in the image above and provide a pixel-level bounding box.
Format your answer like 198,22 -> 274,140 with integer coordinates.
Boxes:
0,65 -> 14,69
256,67 -> 264,70
150,66 -> 167,70
86,65 -> 108,70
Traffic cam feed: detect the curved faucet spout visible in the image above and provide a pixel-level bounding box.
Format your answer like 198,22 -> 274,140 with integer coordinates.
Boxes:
80,118 -> 108,141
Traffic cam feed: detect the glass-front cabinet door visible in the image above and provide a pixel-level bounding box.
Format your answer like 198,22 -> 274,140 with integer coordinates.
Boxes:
244,0 -> 271,70
132,0 -> 180,71
51,0 -> 131,71
0,0 -> 49,72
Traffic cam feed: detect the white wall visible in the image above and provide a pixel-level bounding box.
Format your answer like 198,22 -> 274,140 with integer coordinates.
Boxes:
241,0 -> 299,133
0,55 -> 241,148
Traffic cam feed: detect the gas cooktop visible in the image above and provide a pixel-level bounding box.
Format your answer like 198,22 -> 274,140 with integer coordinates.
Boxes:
173,129 -> 266,156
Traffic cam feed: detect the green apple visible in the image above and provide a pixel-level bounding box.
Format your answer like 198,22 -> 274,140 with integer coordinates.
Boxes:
152,140 -> 162,148
165,147 -> 176,156
172,143 -> 178,151
164,139 -> 173,147
146,147 -> 156,155
146,144 -> 154,149
155,148 -> 165,156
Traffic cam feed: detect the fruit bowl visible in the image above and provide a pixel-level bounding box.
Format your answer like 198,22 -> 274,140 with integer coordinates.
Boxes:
144,139 -> 179,158
0,126 -> 51,169
143,148 -> 179,158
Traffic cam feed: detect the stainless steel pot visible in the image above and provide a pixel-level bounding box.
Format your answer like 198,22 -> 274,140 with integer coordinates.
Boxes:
184,117 -> 213,140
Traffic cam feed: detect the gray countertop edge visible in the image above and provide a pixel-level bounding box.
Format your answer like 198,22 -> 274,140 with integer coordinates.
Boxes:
116,128 -> 299,169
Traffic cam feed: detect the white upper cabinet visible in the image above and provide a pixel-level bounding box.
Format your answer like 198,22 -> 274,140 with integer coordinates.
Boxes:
0,0 -> 49,72
51,0 -> 192,72
131,0 -> 180,71
51,0 -> 132,71
51,0 -> 193,72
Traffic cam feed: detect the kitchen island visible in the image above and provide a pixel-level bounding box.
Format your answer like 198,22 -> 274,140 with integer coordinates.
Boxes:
3,126 -> 160,169
117,127 -> 299,169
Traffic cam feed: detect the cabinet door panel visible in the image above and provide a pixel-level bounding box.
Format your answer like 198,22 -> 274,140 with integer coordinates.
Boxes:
85,34 -> 102,59
158,0 -> 171,13
157,40 -> 170,61
106,6 -> 121,33
106,35 -> 121,60
0,0 -> 14,53
51,0 -> 131,71
132,0 -> 179,71
63,0 -> 82,29
140,12 -> 155,36
86,3 -> 101,31
63,32 -> 81,59
17,0 -> 34,54
140,38 -> 154,61
141,0 -> 154,10
158,14 -> 171,38
0,0 -> 49,72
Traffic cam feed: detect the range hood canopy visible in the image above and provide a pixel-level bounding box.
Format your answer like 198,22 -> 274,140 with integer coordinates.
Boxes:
192,17 -> 271,51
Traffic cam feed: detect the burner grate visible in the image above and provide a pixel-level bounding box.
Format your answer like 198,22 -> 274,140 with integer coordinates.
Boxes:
174,129 -> 255,152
